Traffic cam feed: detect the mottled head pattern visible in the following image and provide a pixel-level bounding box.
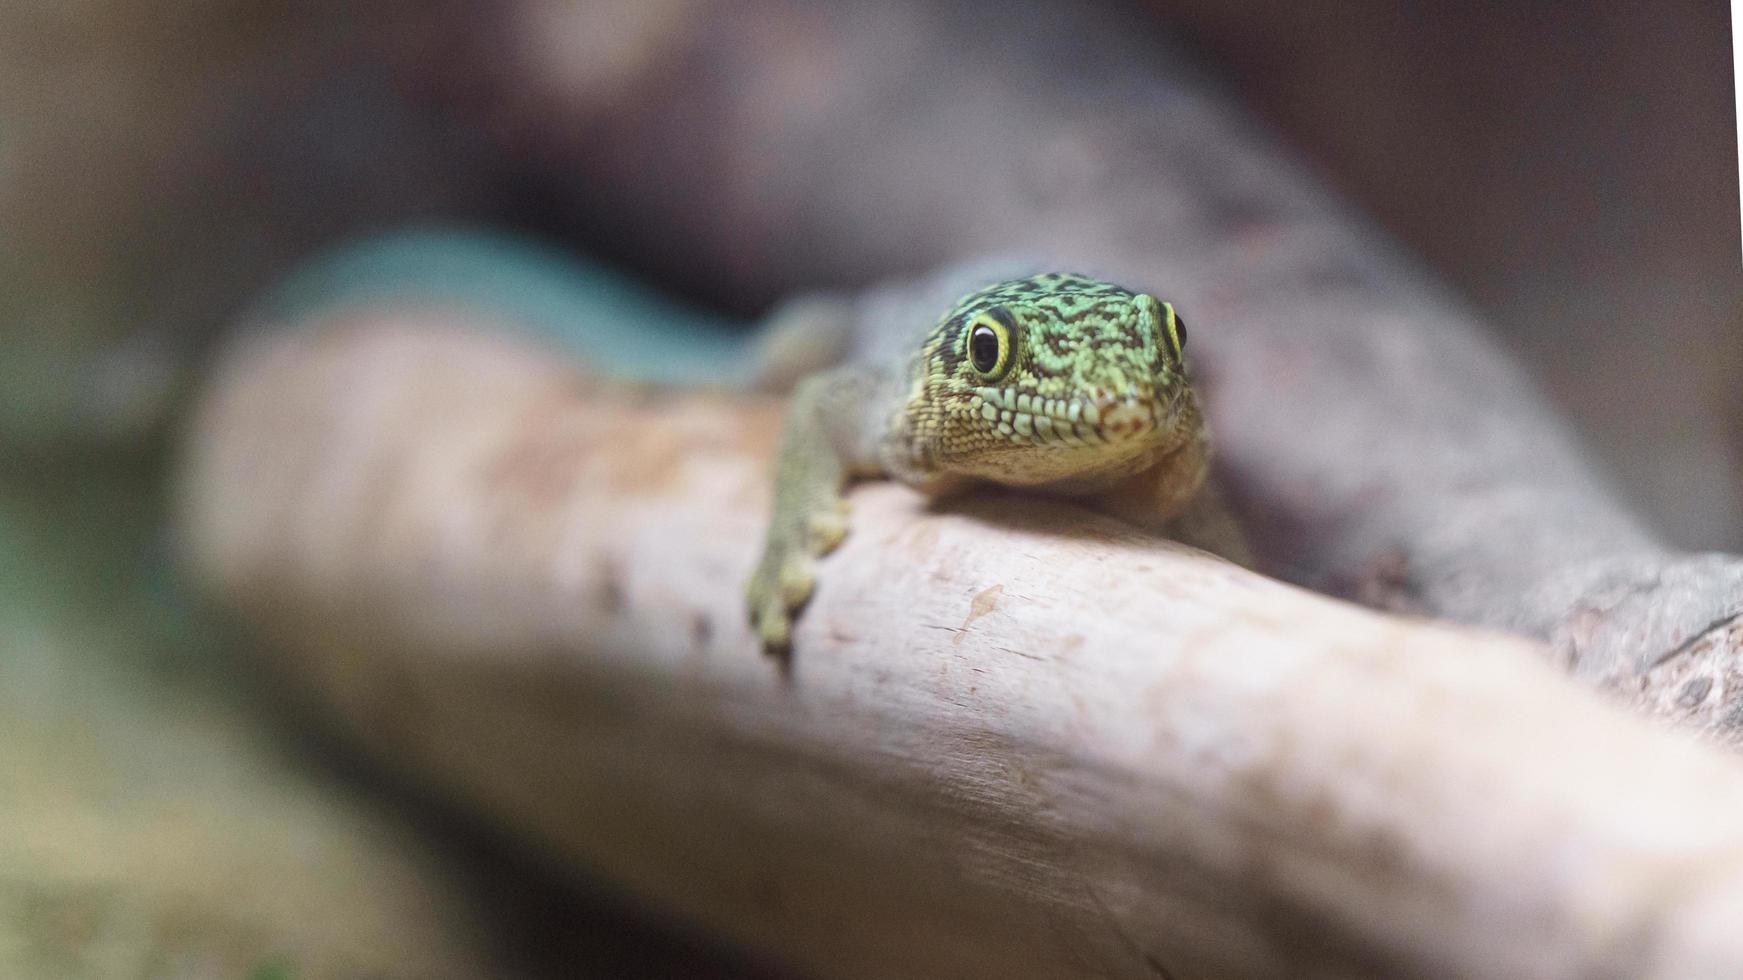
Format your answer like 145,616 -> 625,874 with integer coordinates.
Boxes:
901,272 -> 1196,485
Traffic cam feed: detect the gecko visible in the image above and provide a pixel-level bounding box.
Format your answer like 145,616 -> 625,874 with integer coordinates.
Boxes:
746,270 -> 1244,653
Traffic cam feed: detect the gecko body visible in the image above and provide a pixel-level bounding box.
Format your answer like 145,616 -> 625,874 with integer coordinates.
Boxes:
747,271 -> 1231,652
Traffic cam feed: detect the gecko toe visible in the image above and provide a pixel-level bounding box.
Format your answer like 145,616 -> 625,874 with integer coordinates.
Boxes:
806,511 -> 849,555
777,557 -> 816,607
755,599 -> 793,652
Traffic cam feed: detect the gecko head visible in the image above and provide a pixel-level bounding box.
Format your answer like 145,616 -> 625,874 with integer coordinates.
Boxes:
908,272 -> 1198,485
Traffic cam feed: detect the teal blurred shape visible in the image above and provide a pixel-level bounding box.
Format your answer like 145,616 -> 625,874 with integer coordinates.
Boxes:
252,226 -> 756,384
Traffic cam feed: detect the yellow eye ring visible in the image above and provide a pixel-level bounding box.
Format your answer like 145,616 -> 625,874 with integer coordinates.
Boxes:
965,311 -> 1014,379
1160,300 -> 1187,361
1143,296 -> 1185,360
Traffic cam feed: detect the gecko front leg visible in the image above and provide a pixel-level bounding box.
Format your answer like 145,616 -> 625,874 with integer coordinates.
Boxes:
1084,414 -> 1253,566
746,367 -> 892,653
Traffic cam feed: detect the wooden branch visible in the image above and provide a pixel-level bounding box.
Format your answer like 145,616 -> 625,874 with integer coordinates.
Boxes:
180,312 -> 1743,980
482,0 -> 1743,730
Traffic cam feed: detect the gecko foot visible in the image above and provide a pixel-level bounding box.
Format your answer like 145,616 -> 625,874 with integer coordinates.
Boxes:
746,501 -> 850,654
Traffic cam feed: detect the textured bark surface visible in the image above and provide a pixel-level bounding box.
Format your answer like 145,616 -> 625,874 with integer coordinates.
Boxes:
181,313 -> 1743,980
473,0 -> 1743,734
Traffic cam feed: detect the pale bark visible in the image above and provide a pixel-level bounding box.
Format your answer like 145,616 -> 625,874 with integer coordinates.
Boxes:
485,0 -> 1743,734
181,313 -> 1743,980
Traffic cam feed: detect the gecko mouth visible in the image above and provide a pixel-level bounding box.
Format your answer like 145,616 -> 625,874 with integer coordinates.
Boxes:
972,386 -> 1159,447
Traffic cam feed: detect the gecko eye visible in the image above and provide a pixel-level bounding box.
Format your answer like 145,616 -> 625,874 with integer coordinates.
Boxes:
1161,301 -> 1187,359
965,311 -> 1013,379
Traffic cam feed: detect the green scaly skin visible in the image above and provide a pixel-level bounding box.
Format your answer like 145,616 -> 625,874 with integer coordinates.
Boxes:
747,272 -> 1240,653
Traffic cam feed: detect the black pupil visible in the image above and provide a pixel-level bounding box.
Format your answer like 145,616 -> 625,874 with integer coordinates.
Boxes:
969,324 -> 1001,372
1173,313 -> 1188,351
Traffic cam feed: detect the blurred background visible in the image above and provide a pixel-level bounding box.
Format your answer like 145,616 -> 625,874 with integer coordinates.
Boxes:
1,1 -> 1736,975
